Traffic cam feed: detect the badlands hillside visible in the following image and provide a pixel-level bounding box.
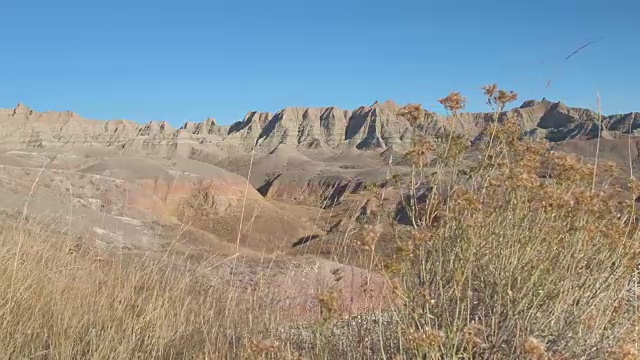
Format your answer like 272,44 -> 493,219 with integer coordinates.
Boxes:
1,98 -> 639,256
1,96 -> 639,358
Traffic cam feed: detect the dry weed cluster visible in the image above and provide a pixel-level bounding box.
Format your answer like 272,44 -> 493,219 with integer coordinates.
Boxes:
382,85 -> 640,359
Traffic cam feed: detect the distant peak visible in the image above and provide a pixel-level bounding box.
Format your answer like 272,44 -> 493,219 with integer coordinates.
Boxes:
64,110 -> 78,117
180,121 -> 198,131
204,117 -> 217,125
519,98 -> 553,109
12,102 -> 32,116
15,102 -> 27,109
372,99 -> 400,110
519,99 -> 540,108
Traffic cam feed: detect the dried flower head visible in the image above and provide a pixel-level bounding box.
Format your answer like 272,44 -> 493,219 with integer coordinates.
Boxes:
398,103 -> 426,128
482,84 -> 519,111
482,112 -> 523,155
411,230 -> 432,245
482,83 -> 498,98
496,89 -> 518,106
438,91 -> 466,114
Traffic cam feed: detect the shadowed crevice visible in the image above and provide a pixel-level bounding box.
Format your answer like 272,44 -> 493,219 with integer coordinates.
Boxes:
292,234 -> 321,248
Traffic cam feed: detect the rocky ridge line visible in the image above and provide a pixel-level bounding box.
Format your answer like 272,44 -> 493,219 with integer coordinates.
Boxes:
1,99 -> 639,156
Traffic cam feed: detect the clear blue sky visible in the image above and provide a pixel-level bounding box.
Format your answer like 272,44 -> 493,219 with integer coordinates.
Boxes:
1,0 -> 638,126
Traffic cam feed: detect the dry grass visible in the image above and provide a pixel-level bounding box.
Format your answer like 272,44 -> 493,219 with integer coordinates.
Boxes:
0,217 -> 282,359
0,85 -> 639,359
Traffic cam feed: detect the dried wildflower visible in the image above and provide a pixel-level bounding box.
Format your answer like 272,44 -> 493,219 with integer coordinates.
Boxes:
496,89 -> 519,107
412,230 -> 432,245
480,113 -> 524,161
482,83 -> 498,98
513,140 -> 549,171
398,103 -> 426,128
499,113 -> 522,143
483,84 -> 518,111
438,91 -> 466,114
543,151 -> 594,185
523,336 -> 548,360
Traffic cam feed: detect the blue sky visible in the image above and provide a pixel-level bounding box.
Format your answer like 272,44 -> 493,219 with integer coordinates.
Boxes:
1,0 -> 638,126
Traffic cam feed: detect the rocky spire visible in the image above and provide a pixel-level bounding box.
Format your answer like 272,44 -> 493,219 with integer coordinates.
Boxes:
12,102 -> 32,116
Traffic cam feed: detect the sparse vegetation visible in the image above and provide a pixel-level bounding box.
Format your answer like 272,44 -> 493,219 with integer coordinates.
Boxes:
0,86 -> 639,359
0,216 -> 281,359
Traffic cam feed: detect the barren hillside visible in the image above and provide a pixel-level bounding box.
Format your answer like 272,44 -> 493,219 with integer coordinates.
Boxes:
0,95 -> 638,358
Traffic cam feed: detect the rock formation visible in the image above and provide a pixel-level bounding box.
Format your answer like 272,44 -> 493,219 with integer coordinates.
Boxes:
1,99 -> 639,156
